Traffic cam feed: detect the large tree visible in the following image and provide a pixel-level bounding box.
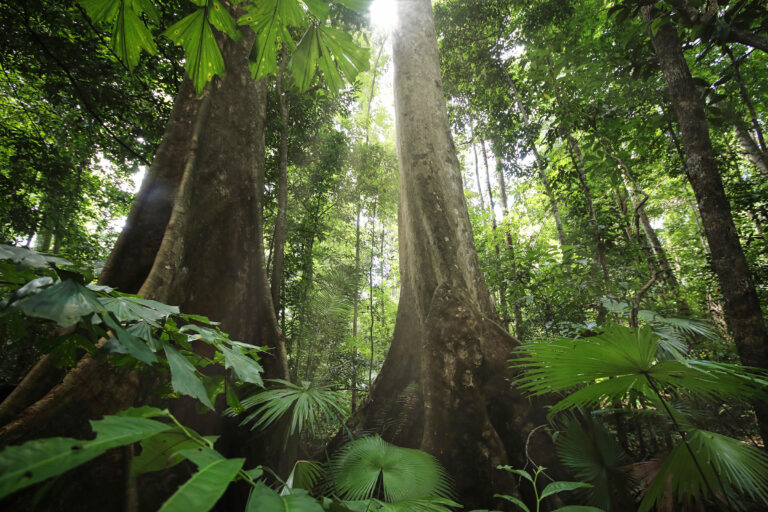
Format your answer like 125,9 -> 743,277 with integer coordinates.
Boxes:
343,0 -> 557,507
0,10 -> 289,510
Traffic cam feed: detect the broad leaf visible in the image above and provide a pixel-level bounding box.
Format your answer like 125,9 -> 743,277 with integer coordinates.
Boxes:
164,9 -> 224,93
130,429 -> 219,477
540,481 -> 592,500
246,482 -> 324,512
165,344 -> 215,409
220,344 -> 264,386
102,313 -> 158,364
13,279 -> 102,327
0,416 -> 170,499
158,457 -> 244,512
239,0 -> 303,80
334,0 -> 373,14
112,2 -> 158,68
494,495 -> 529,512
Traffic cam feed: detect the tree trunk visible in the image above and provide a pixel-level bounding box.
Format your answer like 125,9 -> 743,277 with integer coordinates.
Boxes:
734,121 -> 768,180
495,159 -> 524,338
341,1 -> 558,507
507,75 -> 569,256
1,15 -> 292,510
643,4 -> 768,445
270,44 -> 290,317
351,206 -> 362,412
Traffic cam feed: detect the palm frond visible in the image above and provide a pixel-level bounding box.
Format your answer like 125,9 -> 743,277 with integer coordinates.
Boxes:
373,497 -> 461,511
513,325 -> 767,416
556,417 -> 636,511
639,430 -> 768,512
225,379 -> 348,436
329,436 -> 454,503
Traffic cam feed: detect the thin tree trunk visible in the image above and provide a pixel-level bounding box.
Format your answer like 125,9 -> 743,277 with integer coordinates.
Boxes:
481,139 -> 510,327
470,123 -> 486,210
270,44 -> 290,316
495,159 -> 523,337
351,206 -> 361,412
507,75 -> 568,254
643,4 -> 768,445
723,46 -> 767,152
341,1 -> 559,506
734,121 -> 768,180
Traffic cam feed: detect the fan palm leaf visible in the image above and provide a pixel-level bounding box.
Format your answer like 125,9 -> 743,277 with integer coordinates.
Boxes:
639,429 -> 768,512
225,379 -> 347,436
329,436 -> 454,503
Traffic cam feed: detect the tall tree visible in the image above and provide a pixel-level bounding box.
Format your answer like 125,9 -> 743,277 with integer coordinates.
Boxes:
642,4 -> 768,443
344,0 -> 556,507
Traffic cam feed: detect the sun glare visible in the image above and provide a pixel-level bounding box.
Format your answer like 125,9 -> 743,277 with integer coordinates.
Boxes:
369,0 -> 398,34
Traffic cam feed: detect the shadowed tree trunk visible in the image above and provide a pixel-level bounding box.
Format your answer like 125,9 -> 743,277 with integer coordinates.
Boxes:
0,12 -> 291,510
643,4 -> 768,446
341,1 -> 558,507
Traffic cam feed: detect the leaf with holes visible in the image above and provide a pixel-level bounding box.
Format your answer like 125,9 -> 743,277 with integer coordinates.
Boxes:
0,416 -> 170,499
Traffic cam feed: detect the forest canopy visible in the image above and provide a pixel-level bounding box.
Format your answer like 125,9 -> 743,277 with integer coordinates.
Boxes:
1,0 -> 767,511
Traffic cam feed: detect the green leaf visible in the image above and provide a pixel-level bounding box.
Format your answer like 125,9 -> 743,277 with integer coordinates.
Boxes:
246,482 -> 324,512
0,415 -> 170,499
639,430 -> 768,511
165,344 -> 215,409
13,279 -> 102,327
115,406 -> 170,418
551,507 -> 605,512
220,344 -> 264,386
334,0 -> 373,14
493,495 -> 529,512
239,0 -> 303,80
164,9 -> 224,93
0,244 -> 71,268
158,457 -> 244,512
315,26 -> 370,90
102,313 -> 158,364
291,27 -> 321,91
131,429 -> 219,477
303,0 -> 330,20
100,296 -> 173,326
78,0 -> 121,23
329,436 -> 453,502
496,466 -> 534,484
177,446 -> 225,467
230,380 -> 346,436
112,1 -> 157,69
208,0 -> 243,41
540,481 -> 592,500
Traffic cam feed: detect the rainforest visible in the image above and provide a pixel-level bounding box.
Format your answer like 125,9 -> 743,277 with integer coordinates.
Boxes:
1,0 -> 767,511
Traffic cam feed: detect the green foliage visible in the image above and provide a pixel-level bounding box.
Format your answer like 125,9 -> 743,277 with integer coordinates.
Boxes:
158,457 -> 245,512
0,244 -> 265,410
77,0 -> 373,93
328,436 -> 454,502
495,465 -> 600,512
229,379 -> 347,436
512,324 -> 768,509
514,324 -> 768,417
0,412 -> 171,499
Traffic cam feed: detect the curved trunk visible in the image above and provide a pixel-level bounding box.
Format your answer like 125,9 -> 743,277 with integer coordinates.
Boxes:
343,1 -> 557,507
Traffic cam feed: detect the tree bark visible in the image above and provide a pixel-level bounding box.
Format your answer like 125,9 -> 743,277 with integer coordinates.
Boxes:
734,121 -> 768,180
1,12 -> 292,509
643,4 -> 768,445
341,1 -> 558,507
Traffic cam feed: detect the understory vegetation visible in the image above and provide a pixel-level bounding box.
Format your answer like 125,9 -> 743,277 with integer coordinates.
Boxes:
1,0 -> 768,511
